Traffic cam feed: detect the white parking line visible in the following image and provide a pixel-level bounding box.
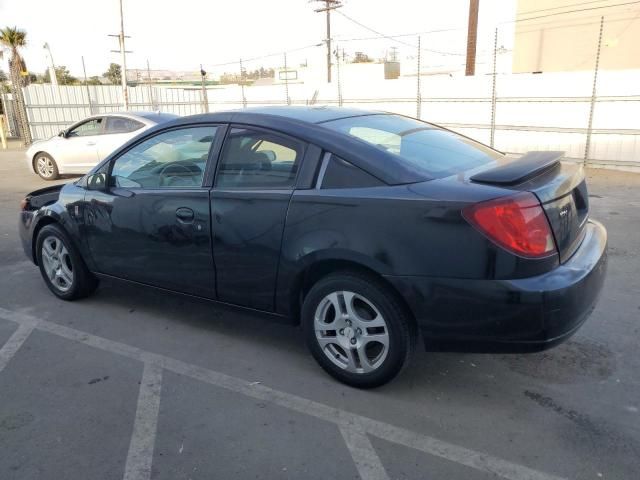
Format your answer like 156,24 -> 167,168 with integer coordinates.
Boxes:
0,307 -> 567,480
340,425 -> 390,480
0,322 -> 35,374
123,363 -> 163,480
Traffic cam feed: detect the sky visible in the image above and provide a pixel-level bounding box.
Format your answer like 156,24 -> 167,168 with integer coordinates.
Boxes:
0,0 -> 517,77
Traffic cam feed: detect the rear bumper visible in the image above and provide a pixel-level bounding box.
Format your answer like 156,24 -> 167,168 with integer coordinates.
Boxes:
385,220 -> 607,353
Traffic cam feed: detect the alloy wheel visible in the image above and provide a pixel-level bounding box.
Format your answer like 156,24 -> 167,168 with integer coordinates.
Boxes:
41,235 -> 74,292
314,290 -> 390,374
36,156 -> 55,178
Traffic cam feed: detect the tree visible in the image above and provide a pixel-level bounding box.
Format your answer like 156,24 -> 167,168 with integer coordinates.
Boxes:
86,76 -> 102,86
0,69 -> 7,82
0,26 -> 31,143
44,65 -> 78,85
103,63 -> 121,84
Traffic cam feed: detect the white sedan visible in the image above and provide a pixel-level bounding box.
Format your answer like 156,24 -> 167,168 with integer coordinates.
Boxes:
26,111 -> 179,180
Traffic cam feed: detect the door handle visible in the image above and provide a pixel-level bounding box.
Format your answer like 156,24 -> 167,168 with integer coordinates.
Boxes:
86,141 -> 96,146
176,207 -> 195,222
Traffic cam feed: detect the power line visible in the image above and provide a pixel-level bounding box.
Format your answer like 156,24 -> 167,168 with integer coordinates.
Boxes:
335,9 -> 416,47
507,0 -> 640,24
205,43 -> 323,69
518,0 -> 612,17
335,9 -> 466,55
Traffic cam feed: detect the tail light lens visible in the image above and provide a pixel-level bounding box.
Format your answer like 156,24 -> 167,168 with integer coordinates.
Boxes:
462,192 -> 556,258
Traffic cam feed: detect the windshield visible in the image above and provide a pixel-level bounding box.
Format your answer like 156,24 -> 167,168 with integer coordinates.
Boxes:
322,114 -> 503,178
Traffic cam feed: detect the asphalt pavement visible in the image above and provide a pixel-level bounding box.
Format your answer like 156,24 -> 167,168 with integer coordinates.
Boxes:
0,146 -> 639,480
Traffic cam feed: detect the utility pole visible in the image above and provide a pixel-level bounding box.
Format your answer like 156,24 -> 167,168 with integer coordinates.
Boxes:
465,0 -> 479,76
200,64 -> 209,113
313,0 -> 342,83
109,0 -> 131,109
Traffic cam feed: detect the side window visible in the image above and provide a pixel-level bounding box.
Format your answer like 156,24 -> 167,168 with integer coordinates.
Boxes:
321,155 -> 384,189
105,116 -> 144,134
67,118 -> 104,137
110,126 -> 217,189
215,128 -> 302,188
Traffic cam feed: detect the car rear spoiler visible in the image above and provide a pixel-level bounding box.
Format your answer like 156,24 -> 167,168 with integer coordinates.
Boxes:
470,151 -> 564,186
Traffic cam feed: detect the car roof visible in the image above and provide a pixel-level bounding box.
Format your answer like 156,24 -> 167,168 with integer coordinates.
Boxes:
233,106 -> 381,124
101,111 -> 179,123
157,106 -> 429,185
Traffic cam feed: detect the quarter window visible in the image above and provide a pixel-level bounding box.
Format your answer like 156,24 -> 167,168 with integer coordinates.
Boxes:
68,118 -> 103,137
321,155 -> 384,189
110,126 -> 217,189
215,128 -> 301,188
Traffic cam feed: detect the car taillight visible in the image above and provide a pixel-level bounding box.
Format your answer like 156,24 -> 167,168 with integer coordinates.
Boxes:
462,192 -> 556,258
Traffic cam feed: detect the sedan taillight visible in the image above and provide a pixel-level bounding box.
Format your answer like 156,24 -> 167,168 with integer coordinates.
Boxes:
462,192 -> 556,258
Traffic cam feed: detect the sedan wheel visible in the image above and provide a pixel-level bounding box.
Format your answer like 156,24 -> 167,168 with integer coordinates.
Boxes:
40,235 -> 74,293
315,291 -> 389,374
34,153 -> 59,180
35,224 -> 98,300
303,271 -> 415,388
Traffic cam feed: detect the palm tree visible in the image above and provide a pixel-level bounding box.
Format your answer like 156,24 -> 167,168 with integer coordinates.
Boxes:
0,27 -> 31,144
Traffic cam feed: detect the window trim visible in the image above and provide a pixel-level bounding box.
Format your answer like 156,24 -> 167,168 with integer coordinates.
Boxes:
106,123 -> 225,191
212,124 -> 307,191
315,152 -> 332,189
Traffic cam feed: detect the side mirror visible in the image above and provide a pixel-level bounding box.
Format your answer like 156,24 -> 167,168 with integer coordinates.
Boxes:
86,172 -> 107,191
58,130 -> 67,138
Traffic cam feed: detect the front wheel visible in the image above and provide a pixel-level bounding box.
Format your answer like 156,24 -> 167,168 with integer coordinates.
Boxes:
34,153 -> 59,180
36,224 -> 98,300
302,271 -> 415,388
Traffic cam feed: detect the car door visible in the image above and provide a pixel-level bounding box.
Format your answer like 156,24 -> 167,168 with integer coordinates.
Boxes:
98,116 -> 146,160
58,117 -> 104,171
83,124 -> 224,298
211,126 -> 305,311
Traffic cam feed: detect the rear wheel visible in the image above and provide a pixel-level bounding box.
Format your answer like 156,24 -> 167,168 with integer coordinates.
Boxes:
302,271 -> 415,388
36,224 -> 98,300
34,153 -> 59,180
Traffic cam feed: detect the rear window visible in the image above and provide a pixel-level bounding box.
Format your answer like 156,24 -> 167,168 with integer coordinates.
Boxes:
322,114 -> 502,178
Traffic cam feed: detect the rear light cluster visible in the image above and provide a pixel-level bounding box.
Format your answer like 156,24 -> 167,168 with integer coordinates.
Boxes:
462,192 -> 556,258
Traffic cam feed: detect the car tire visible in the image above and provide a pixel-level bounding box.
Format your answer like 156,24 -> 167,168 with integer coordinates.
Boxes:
33,153 -> 59,180
35,224 -> 98,300
302,271 -> 416,388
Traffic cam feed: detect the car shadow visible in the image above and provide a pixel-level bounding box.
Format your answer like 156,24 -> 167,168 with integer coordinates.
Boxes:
87,277 -> 611,397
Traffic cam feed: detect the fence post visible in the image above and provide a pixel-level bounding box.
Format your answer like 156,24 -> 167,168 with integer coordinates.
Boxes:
416,36 -> 422,119
239,58 -> 247,108
335,46 -> 343,107
584,16 -> 604,165
490,28 -> 498,148
146,60 -> 156,110
284,52 -> 291,105
81,56 -> 93,115
200,64 -> 209,113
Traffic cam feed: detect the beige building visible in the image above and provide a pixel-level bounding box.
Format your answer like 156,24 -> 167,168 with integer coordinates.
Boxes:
513,0 -> 640,73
